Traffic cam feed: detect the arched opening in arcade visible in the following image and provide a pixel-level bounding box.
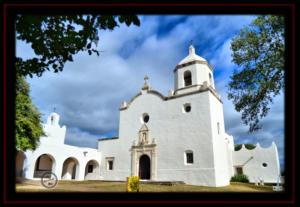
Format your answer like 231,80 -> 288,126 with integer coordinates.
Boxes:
61,157 -> 79,180
84,160 -> 100,180
33,154 -> 55,178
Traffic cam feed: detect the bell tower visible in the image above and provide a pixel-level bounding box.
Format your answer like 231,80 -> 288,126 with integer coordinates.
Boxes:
42,112 -> 66,145
47,112 -> 60,126
174,44 -> 215,94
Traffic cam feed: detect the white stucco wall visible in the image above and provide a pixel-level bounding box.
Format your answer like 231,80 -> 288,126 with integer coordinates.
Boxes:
24,144 -> 101,181
208,92 -> 231,186
175,85 -> 202,96
22,114 -> 101,181
99,89 -> 230,186
40,113 -> 66,146
225,134 -> 235,177
232,142 -> 280,183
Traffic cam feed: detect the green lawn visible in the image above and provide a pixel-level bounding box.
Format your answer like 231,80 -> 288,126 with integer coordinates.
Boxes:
16,180 -> 278,192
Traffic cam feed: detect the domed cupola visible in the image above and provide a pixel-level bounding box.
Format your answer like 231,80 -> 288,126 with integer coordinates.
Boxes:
174,44 -> 215,94
178,44 -> 207,65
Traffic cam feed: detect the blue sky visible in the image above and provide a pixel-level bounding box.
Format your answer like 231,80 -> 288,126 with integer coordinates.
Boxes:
16,15 -> 285,170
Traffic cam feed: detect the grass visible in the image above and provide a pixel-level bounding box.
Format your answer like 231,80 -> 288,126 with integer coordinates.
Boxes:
15,180 -> 277,193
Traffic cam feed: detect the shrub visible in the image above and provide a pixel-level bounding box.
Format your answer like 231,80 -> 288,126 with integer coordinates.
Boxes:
230,174 -> 249,183
127,176 -> 140,192
234,144 -> 256,151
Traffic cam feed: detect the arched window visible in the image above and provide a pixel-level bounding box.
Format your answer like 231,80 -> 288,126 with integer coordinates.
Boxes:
184,71 -> 192,87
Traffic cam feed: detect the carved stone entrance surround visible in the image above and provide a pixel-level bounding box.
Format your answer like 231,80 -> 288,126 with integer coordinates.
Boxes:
131,124 -> 157,180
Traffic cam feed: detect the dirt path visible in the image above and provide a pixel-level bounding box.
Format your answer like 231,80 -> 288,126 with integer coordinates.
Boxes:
16,180 -> 276,192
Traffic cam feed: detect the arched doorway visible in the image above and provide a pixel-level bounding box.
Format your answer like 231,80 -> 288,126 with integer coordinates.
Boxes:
84,160 -> 100,180
34,154 -> 55,178
139,155 -> 150,180
61,157 -> 79,180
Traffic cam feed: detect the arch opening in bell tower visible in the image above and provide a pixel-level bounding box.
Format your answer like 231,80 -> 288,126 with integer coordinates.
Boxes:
184,70 -> 192,87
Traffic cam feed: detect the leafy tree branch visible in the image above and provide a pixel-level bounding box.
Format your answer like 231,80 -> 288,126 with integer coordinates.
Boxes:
229,15 -> 284,132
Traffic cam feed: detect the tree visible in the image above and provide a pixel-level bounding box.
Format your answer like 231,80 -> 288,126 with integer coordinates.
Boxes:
15,15 -> 140,150
15,75 -> 44,151
229,15 -> 284,132
234,143 -> 256,151
16,15 -> 140,77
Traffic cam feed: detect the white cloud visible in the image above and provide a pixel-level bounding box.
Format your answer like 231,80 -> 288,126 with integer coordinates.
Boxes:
210,38 -> 235,73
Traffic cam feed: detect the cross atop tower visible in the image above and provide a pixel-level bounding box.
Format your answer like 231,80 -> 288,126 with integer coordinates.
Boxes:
144,75 -> 149,82
142,75 -> 150,91
189,41 -> 195,55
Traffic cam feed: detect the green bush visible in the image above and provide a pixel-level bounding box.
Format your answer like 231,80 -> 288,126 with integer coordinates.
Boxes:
230,174 -> 249,183
127,176 -> 140,192
234,144 -> 256,151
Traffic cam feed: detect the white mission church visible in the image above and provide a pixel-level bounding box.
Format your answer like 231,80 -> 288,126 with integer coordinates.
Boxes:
16,45 -> 281,187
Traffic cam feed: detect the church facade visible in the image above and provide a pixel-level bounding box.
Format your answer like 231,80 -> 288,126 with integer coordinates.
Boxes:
16,45 -> 281,187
